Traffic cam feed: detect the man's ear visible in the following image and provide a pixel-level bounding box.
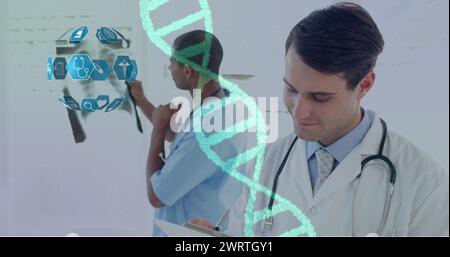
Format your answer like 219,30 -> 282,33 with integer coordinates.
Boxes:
358,71 -> 375,99
184,66 -> 194,77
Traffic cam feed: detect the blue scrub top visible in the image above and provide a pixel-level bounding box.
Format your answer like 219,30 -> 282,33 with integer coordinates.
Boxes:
151,115 -> 244,236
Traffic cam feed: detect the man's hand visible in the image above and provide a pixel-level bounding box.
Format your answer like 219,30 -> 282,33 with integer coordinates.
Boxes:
189,218 -> 216,230
153,104 -> 182,133
126,80 -> 158,128
127,80 -> 178,142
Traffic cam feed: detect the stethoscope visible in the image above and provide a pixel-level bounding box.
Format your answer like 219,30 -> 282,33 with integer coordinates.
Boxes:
73,56 -> 90,79
263,118 -> 397,236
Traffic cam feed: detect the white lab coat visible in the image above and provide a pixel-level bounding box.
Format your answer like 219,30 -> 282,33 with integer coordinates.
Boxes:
228,113 -> 449,236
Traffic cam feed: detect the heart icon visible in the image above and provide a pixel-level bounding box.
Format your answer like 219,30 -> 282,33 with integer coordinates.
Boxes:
96,95 -> 110,110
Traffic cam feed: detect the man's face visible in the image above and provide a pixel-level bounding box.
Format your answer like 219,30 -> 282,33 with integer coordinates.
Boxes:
283,46 -> 363,146
169,57 -> 189,90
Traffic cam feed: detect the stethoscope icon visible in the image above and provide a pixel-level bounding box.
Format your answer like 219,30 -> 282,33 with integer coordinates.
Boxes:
73,56 -> 90,79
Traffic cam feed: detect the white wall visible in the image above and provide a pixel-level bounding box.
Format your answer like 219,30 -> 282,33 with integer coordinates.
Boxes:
208,0 -> 449,170
1,0 -> 154,236
0,0 -> 448,235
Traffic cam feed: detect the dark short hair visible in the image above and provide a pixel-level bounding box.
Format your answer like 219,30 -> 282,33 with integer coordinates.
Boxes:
285,2 -> 384,89
173,30 -> 223,74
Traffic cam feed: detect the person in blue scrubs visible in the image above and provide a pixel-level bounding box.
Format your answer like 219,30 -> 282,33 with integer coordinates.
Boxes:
129,30 -> 243,236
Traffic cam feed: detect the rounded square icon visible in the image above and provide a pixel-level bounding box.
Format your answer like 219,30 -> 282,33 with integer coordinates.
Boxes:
113,56 -> 133,80
91,60 -> 111,81
53,57 -> 67,80
47,57 -> 53,81
70,26 -> 89,44
67,54 -> 95,80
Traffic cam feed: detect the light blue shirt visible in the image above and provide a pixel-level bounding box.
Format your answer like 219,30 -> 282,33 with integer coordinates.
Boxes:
151,110 -> 244,236
306,108 -> 375,190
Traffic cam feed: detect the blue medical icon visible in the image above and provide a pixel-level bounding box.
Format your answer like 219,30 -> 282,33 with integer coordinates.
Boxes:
96,27 -> 130,48
113,56 -> 132,80
53,57 -> 67,80
58,96 -> 81,111
96,27 -> 118,44
80,98 -> 99,112
96,95 -> 110,110
127,60 -> 138,82
47,57 -> 53,81
67,54 -> 94,80
58,95 -> 126,112
105,97 -> 128,112
70,26 -> 89,44
91,60 -> 111,81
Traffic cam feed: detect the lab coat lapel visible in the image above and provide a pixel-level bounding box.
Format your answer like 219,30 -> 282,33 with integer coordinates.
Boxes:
359,114 -> 384,157
290,140 -> 314,206
310,147 -> 362,207
310,114 -> 383,208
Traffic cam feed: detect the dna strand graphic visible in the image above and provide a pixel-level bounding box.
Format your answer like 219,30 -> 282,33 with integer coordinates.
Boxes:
139,0 -> 315,236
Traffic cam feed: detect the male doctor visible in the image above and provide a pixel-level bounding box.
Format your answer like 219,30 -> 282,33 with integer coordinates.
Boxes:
193,3 -> 449,236
130,30 -> 243,236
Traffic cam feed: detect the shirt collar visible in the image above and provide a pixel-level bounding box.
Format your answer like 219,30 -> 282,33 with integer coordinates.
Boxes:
307,108 -> 373,162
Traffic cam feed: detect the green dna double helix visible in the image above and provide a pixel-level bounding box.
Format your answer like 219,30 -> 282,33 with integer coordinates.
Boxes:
139,0 -> 315,236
